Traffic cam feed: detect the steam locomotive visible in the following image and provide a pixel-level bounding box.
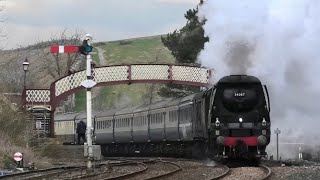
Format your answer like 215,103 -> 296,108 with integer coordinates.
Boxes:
55,75 -> 271,161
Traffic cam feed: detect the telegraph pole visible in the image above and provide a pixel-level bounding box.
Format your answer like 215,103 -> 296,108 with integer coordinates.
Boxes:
274,128 -> 281,161
80,34 -> 96,169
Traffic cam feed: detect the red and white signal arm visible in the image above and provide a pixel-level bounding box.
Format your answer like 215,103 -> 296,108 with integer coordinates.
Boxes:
50,46 -> 79,53
14,152 -> 23,162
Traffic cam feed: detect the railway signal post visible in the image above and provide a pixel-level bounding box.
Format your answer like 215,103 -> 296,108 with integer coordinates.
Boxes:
274,128 -> 281,161
80,34 -> 96,169
51,34 -> 97,169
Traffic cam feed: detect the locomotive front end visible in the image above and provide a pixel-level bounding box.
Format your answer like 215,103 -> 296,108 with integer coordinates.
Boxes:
209,75 -> 271,161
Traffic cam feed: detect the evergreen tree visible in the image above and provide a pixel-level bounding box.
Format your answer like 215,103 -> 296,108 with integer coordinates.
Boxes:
159,0 -> 209,98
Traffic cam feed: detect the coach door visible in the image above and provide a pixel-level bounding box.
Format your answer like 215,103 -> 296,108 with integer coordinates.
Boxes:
194,99 -> 204,138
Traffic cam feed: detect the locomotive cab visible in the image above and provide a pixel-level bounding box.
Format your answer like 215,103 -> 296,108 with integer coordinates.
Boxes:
209,75 -> 271,161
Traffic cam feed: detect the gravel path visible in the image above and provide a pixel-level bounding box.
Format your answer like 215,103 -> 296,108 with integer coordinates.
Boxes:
96,47 -> 107,66
270,166 -> 320,180
161,160 -> 225,180
221,167 -> 266,180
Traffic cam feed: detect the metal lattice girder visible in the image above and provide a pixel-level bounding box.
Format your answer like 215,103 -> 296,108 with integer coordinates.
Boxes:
54,64 -> 212,97
23,64 -> 212,107
55,71 -> 86,96
131,65 -> 168,80
171,66 -> 209,83
26,89 -> 50,102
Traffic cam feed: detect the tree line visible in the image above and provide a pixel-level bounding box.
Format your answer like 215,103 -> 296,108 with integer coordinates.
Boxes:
159,0 -> 209,98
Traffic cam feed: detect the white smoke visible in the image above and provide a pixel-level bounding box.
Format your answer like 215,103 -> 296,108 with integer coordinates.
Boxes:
198,0 -> 320,159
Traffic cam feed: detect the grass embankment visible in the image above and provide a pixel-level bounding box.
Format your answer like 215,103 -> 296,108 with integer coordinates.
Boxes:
74,36 -> 175,111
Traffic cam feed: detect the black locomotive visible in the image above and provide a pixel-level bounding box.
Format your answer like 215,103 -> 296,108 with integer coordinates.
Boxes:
207,75 -> 271,161
55,75 -> 271,162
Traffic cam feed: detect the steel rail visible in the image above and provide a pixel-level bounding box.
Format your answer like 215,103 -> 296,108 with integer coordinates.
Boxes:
23,167 -> 84,180
0,165 -> 84,179
101,161 -> 148,180
145,160 -> 182,180
259,165 -> 272,180
70,160 -> 150,180
207,165 -> 230,180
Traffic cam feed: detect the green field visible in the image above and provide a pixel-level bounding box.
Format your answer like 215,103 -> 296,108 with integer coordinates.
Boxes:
74,36 -> 175,111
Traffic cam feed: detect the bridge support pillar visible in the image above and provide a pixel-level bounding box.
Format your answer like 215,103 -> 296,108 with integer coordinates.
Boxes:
50,110 -> 55,138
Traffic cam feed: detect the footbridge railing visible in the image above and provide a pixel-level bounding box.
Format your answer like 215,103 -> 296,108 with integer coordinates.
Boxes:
22,64 -> 213,137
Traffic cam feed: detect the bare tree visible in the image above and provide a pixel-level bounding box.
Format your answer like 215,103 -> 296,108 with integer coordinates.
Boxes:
0,60 -> 24,92
34,28 -> 86,80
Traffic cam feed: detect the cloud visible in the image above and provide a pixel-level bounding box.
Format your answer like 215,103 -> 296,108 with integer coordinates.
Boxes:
4,0 -> 196,49
154,0 -> 199,5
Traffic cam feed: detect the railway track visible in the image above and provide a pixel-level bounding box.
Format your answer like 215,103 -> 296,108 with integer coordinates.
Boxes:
208,164 -> 272,180
142,159 -> 182,179
0,159 -> 181,180
207,165 -> 230,180
0,166 -> 85,180
0,158 -> 271,180
259,165 -> 272,180
70,158 -> 182,180
73,160 -> 149,180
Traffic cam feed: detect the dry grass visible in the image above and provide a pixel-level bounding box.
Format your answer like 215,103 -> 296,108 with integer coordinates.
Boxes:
0,96 -> 53,169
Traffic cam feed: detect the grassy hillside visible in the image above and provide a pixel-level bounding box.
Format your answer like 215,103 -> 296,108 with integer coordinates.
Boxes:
74,35 -> 175,111
103,36 -> 175,64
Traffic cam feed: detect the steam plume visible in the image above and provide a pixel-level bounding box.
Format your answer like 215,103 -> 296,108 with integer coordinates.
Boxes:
198,0 -> 320,159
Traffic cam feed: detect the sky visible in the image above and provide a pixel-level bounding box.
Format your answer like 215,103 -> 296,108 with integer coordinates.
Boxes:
3,0 -> 199,49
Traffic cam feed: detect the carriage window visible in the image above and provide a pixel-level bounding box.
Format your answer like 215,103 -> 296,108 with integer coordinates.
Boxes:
157,113 -> 159,123
105,120 -> 109,128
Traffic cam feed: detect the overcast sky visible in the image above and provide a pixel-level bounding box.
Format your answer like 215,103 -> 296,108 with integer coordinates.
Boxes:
4,0 -> 199,49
